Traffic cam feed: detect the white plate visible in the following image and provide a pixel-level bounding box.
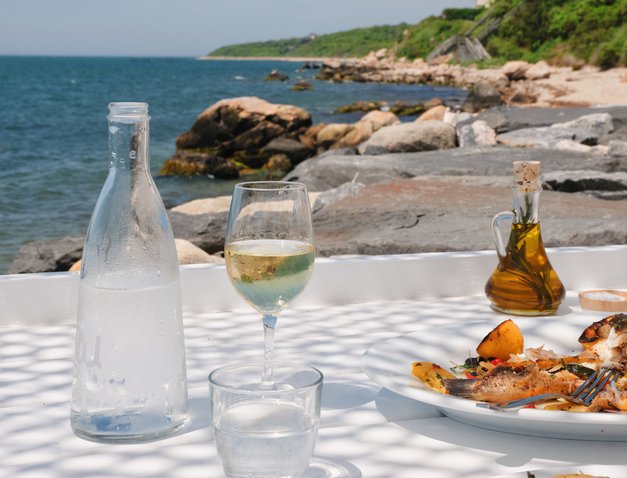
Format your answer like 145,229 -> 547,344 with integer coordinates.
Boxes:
361,318 -> 627,441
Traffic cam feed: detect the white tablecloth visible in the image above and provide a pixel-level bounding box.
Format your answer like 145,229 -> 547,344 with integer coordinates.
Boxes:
2,248 -> 627,477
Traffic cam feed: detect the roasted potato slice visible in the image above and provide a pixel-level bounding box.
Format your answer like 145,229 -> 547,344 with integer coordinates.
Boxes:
476,319 -> 524,361
411,361 -> 456,393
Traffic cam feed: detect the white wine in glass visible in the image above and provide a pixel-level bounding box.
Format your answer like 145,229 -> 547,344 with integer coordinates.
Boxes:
224,182 -> 314,386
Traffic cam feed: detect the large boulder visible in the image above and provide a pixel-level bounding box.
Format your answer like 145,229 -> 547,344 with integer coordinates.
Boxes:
284,145 -> 625,191
9,236 -> 84,274
496,113 -> 614,149
163,97 -> 314,177
312,178 -> 627,256
357,121 -> 457,155
175,97 -> 312,150
460,105 -> 627,135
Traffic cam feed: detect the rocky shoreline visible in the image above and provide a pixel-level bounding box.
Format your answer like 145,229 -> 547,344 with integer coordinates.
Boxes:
8,59 -> 627,274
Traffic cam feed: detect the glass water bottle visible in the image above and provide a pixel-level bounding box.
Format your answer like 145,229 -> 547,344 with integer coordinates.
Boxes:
485,161 -> 565,316
71,102 -> 188,443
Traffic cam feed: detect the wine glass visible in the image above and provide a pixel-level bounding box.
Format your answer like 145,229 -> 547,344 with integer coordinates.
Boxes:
224,181 -> 315,387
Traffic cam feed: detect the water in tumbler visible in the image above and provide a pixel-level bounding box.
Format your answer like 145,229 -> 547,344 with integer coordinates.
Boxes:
71,280 -> 188,442
214,400 -> 318,478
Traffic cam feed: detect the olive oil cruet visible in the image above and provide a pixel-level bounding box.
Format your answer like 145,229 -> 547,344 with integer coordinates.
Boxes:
485,161 -> 565,316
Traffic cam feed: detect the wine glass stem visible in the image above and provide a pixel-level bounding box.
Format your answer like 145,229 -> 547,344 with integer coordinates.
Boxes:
262,314 -> 277,386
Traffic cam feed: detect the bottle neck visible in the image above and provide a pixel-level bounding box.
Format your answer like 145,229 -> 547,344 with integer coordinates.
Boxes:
108,118 -> 149,172
512,188 -> 540,224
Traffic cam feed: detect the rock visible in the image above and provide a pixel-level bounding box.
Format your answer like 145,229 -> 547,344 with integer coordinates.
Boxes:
551,113 -> 614,144
160,150 -> 238,178
461,105 -> 627,134
335,100 -> 386,114
496,126 -> 603,149
263,154 -> 293,174
416,105 -> 447,122
544,170 -> 627,199
316,124 -> 354,148
54,237 -> 224,273
260,137 -> 313,165
526,61 -> 552,80
388,101 -> 424,116
284,145 -> 624,191
171,196 -> 232,215
168,210 -> 228,254
553,140 -> 595,154
609,140 -> 627,157
174,97 -> 312,151
333,121 -> 374,149
299,123 -> 326,149
174,238 -> 224,264
501,61 -> 530,81
502,81 -> 538,105
312,181 -> 365,213
265,70 -> 288,81
312,178 -> 627,256
291,80 -> 312,91
360,110 -> 401,131
457,120 -> 497,147
9,236 -> 84,274
443,109 -> 472,126
357,121 -> 457,155
424,98 -> 444,109
462,81 -> 503,113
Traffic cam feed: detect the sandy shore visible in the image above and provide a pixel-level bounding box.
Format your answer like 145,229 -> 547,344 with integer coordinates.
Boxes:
532,66 -> 627,107
200,55 -> 627,108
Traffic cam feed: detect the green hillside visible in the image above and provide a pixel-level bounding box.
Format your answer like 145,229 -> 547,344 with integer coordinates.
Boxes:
210,25 -> 409,58
207,0 -> 627,68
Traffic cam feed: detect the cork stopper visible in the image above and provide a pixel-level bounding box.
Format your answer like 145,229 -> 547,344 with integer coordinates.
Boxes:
513,161 -> 541,192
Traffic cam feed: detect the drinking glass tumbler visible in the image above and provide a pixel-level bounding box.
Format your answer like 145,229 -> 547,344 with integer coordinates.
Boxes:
209,363 -> 323,478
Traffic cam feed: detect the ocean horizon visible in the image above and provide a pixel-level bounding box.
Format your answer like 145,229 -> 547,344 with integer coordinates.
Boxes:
0,55 -> 467,273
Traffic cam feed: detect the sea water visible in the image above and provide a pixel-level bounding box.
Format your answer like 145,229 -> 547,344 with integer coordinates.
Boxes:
214,400 -> 318,478
71,280 -> 188,442
0,56 -> 467,273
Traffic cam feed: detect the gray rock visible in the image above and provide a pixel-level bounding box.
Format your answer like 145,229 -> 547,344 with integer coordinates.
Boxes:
497,126 -> 598,148
462,81 -> 503,113
609,140 -> 627,157
168,210 -> 228,254
460,105 -> 627,134
313,178 -> 627,256
9,236 -> 84,274
357,121 -> 457,155
284,145 -> 625,191
260,137 -> 314,165
551,113 -> 614,142
458,120 -> 497,147
543,170 -> 627,197
312,181 -> 365,213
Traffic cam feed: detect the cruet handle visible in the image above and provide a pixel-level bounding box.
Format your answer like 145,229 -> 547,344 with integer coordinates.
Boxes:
491,210 -> 514,260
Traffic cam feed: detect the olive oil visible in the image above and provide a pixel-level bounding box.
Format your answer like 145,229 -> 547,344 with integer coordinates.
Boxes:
485,161 -> 564,316
485,222 -> 565,316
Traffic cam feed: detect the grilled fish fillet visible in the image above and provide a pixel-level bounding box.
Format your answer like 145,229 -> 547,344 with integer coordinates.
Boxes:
444,363 -> 580,402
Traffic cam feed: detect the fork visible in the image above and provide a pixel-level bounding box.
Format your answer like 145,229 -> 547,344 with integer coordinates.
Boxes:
477,367 -> 620,411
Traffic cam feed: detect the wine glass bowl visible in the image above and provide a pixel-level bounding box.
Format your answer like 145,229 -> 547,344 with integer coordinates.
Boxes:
224,181 -> 314,385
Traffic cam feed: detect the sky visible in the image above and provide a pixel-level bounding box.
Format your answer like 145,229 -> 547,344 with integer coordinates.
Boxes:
0,0 -> 477,57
